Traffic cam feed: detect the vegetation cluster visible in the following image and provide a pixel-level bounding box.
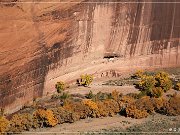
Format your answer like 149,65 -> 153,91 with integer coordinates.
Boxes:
0,71 -> 180,133
1,90 -> 180,133
135,71 -> 173,98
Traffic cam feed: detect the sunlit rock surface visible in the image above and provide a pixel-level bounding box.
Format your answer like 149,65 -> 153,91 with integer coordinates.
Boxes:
0,0 -> 179,113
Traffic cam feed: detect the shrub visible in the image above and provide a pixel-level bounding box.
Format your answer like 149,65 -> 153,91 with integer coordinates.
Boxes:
144,71 -> 156,76
132,70 -> 144,79
33,109 -> 58,128
126,93 -> 139,99
60,92 -> 71,102
51,92 -> 71,102
71,93 -> 85,99
111,90 -> 120,101
99,99 -> 120,117
82,99 -> 100,118
51,93 -> 62,100
133,96 -> 168,114
85,90 -> 95,99
96,101 -> 108,117
124,96 -> 168,119
150,97 -> 167,112
136,71 -> 172,98
137,91 -> 147,99
133,96 -> 154,114
163,95 -> 180,116
51,107 -> 79,124
155,71 -> 172,92
174,82 -> 180,91
93,92 -> 112,101
55,81 -> 65,93
80,74 -> 93,87
150,87 -> 163,98
62,98 -> 121,119
0,117 -> 10,133
63,101 -> 91,120
125,95 -> 179,119
120,95 -> 136,105
125,105 -> 149,119
118,95 -> 136,114
10,113 -> 33,132
82,99 -> 98,110
130,96 -> 174,116
138,75 -> 156,94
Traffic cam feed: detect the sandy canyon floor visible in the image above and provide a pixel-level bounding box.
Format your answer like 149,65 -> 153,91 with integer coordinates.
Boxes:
21,71 -> 180,135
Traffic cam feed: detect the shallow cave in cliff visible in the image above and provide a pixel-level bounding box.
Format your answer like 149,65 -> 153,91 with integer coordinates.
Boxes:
103,52 -> 120,59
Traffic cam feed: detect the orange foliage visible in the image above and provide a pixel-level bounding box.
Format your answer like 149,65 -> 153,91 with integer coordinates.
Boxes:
0,117 -> 10,133
33,109 -> 58,127
63,101 -> 91,119
164,95 -> 180,116
97,99 -> 120,117
82,99 -> 100,118
111,90 -> 120,101
10,113 -> 33,132
51,107 -> 79,124
126,105 -> 149,119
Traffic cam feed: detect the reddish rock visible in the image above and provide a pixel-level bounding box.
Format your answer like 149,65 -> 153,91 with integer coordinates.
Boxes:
0,0 -> 179,113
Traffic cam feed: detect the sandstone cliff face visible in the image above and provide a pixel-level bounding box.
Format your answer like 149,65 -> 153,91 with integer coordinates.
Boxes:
0,0 -> 180,113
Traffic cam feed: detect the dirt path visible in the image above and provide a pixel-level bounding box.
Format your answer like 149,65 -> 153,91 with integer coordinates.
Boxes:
22,77 -> 180,135
65,78 -> 140,95
66,85 -> 139,95
65,78 -> 180,97
23,114 -> 180,135
24,114 -> 148,135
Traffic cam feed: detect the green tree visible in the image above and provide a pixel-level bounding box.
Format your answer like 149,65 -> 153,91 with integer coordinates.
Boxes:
55,81 -> 65,93
80,74 -> 93,87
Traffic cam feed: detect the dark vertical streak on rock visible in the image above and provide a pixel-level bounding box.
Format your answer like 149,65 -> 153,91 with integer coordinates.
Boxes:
30,3 -> 48,99
129,2 -> 142,57
168,1 -> 176,65
85,3 -> 95,53
108,3 -> 117,52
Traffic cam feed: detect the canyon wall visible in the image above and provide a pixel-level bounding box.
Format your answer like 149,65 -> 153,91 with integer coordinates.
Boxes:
0,0 -> 180,113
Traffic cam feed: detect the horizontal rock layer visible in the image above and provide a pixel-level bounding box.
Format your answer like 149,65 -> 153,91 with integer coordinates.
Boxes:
0,0 -> 180,113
